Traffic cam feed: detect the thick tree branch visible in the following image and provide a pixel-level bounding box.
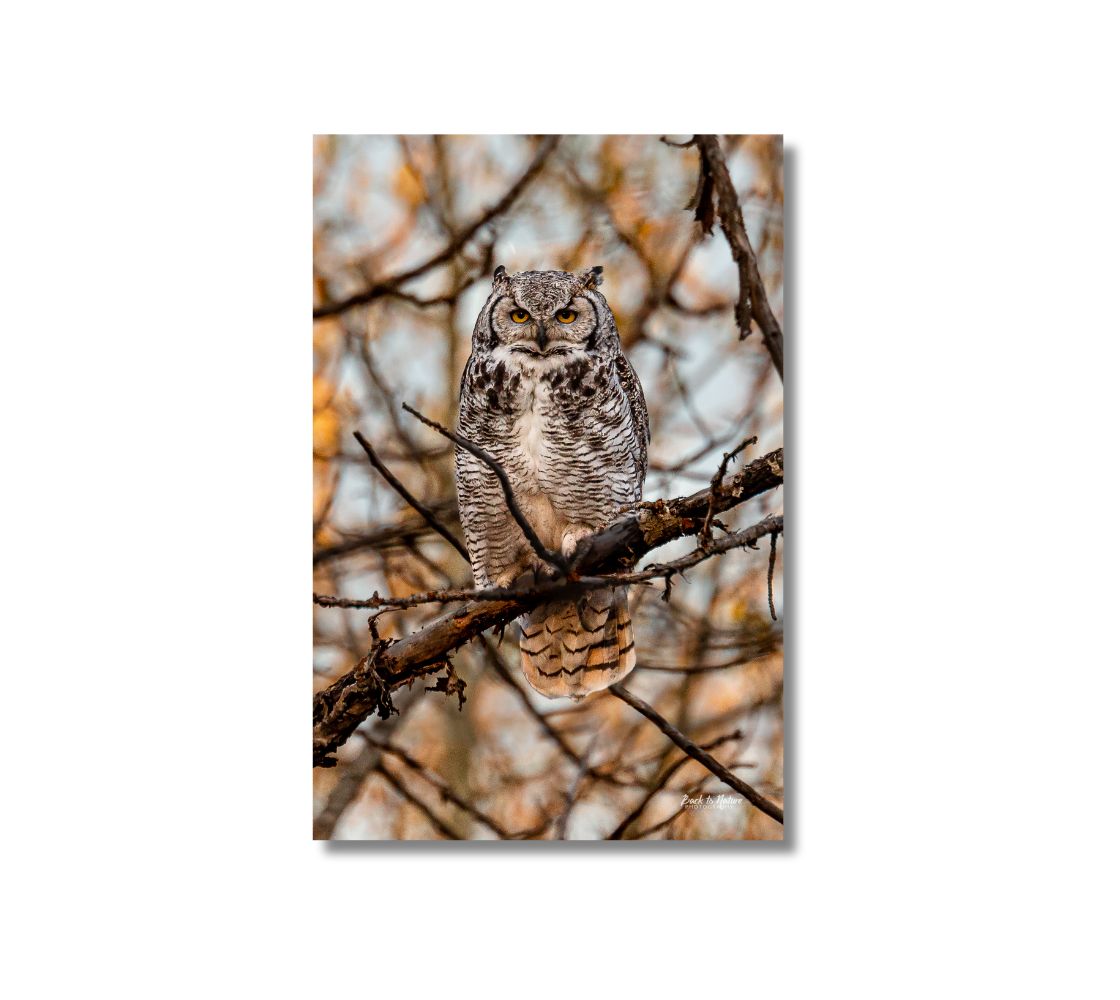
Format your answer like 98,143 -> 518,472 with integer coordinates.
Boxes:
313,447 -> 783,766
312,690 -> 420,839
312,514 -> 783,611
314,136 -> 560,320
693,135 -> 785,380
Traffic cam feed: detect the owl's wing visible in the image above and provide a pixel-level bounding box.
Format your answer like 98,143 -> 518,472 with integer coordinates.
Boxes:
614,352 -> 650,485
455,355 -> 514,588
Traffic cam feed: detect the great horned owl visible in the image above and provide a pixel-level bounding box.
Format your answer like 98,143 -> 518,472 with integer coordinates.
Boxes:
456,265 -> 650,699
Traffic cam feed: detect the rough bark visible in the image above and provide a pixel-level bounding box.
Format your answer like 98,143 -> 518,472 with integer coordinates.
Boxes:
313,447 -> 783,766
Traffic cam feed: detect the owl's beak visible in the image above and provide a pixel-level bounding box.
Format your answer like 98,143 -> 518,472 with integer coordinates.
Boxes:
535,325 -> 549,351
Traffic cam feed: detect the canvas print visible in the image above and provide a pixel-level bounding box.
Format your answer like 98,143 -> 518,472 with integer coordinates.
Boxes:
313,135 -> 785,840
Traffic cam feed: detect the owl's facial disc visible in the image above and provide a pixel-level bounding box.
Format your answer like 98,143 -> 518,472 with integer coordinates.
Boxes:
498,297 -> 595,358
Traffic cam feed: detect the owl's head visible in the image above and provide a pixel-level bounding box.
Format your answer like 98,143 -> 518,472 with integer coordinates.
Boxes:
471,265 -> 619,360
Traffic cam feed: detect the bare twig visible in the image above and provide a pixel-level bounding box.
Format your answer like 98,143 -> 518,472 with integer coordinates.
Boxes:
556,738 -> 596,840
631,773 -> 711,839
478,637 -> 583,770
314,136 -> 560,319
607,730 -> 742,840
402,402 -> 569,575
360,733 -> 513,839
609,684 -> 784,825
595,515 -> 783,589
352,430 -> 470,564
768,530 -> 780,621
638,628 -> 780,673
313,510 -> 455,566
692,135 -> 785,379
701,435 -> 757,544
372,761 -> 462,840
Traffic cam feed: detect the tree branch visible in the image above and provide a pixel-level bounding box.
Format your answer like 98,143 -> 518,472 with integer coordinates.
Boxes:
607,730 -> 743,839
693,135 -> 785,380
609,684 -> 784,825
313,447 -> 783,766
312,513 -> 453,566
372,761 -> 461,840
360,733 -> 516,839
313,514 -> 783,612
402,402 -> 569,575
701,434 -> 757,544
314,136 -> 560,320
352,430 -> 470,564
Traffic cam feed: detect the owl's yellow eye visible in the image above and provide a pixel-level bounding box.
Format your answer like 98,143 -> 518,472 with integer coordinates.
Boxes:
510,309 -> 530,324
556,309 -> 576,324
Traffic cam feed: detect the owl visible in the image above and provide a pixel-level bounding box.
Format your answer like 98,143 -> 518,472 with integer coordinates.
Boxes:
455,265 -> 650,699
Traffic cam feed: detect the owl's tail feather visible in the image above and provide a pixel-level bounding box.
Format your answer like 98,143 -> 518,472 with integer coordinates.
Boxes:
518,586 -> 636,700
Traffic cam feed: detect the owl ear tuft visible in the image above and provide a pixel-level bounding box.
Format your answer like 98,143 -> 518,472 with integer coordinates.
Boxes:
581,265 -> 604,289
491,265 -> 512,294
